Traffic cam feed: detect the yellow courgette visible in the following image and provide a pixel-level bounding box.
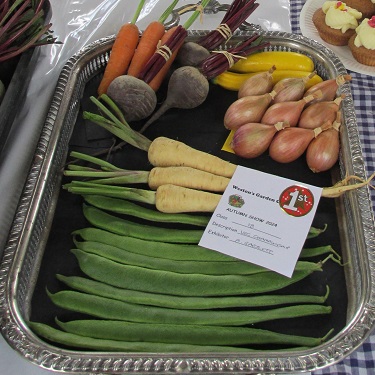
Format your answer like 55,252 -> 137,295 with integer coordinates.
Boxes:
230,51 -> 315,73
212,70 -> 323,91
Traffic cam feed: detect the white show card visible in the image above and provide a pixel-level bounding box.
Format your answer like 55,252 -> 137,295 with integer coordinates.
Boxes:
199,166 -> 323,277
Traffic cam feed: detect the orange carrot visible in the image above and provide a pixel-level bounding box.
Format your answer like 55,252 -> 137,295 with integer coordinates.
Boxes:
97,0 -> 145,96
127,0 -> 179,78
127,21 -> 166,78
147,26 -> 181,91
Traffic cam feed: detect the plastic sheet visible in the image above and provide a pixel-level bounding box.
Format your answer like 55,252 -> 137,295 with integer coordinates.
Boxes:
0,0 -> 290,252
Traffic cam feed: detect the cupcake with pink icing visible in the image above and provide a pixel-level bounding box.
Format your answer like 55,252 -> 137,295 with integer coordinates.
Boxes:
348,16 -> 375,66
312,1 -> 362,45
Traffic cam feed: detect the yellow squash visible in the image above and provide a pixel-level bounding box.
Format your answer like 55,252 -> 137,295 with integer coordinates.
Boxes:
212,70 -> 323,91
230,51 -> 315,73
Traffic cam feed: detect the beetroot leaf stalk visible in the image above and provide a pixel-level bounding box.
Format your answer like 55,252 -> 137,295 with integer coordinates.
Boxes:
138,0 -> 211,84
198,0 -> 260,50
0,0 -> 59,63
200,34 -> 269,80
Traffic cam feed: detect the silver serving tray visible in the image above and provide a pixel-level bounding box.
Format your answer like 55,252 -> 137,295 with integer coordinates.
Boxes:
1,28 -> 375,374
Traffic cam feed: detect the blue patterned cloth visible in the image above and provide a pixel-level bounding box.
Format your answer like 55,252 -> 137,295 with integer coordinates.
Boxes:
291,2 -> 375,374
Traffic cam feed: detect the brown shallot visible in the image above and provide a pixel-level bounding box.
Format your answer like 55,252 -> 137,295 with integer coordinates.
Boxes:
306,111 -> 341,173
231,121 -> 289,158
224,90 -> 278,130
272,71 -> 317,103
298,95 -> 344,129
238,65 -> 276,98
304,74 -> 352,103
269,121 -> 332,163
261,91 -> 322,127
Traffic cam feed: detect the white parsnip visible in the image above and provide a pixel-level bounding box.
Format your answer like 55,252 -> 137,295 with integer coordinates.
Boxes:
148,137 -> 237,178
148,166 -> 230,192
155,184 -> 222,213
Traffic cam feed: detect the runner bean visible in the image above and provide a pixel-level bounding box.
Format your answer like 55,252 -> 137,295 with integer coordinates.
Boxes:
28,322 -> 253,352
74,240 -> 322,275
56,319 -> 332,347
83,195 -> 210,227
83,204 -> 203,243
57,274 -> 330,309
47,290 -> 332,326
73,227 -> 239,262
71,249 -> 323,296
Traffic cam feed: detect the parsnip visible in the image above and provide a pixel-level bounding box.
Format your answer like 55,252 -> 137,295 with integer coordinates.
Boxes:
155,184 -> 222,213
148,137 -> 237,178
66,152 -> 230,192
82,95 -> 375,202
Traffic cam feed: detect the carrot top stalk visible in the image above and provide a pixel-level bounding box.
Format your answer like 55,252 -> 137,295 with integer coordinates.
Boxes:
97,0 -> 146,96
127,0 -> 180,78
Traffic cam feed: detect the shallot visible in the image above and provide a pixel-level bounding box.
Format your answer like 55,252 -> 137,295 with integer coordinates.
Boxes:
304,74 -> 352,103
224,90 -> 277,130
238,66 -> 276,98
272,72 -> 316,103
298,95 -> 344,129
261,91 -> 322,127
231,121 -> 289,158
306,112 -> 341,173
269,121 -> 332,163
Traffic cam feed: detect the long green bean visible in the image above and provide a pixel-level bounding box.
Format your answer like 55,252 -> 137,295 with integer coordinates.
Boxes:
47,290 -> 331,326
73,227 -> 238,262
71,249 -> 323,296
300,245 -> 341,262
57,274 -> 330,309
56,319 -> 332,347
83,204 -> 204,243
74,240 -> 323,276
28,321 -> 254,352
84,195 -> 210,226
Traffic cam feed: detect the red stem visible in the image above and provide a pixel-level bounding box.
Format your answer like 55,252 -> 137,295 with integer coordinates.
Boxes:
0,22 -> 53,62
198,0 -> 258,50
0,8 -> 45,52
138,25 -> 188,83
0,0 -> 31,38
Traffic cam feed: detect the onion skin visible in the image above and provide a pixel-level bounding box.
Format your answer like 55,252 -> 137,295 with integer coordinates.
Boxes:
224,91 -> 277,130
269,121 -> 331,163
269,127 -> 315,163
298,96 -> 343,129
261,93 -> 320,127
306,114 -> 341,173
272,72 -> 316,103
304,74 -> 351,104
231,121 -> 289,158
238,66 -> 275,98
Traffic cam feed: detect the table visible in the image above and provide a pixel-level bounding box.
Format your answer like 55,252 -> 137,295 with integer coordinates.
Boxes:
0,1 -> 374,374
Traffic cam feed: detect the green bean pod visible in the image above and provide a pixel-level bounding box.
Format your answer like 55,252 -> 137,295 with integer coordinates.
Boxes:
28,322 -> 254,352
74,241 -> 322,276
73,227 -> 239,262
300,245 -> 341,262
48,290 -> 331,326
83,204 -> 203,243
71,249 -> 322,296
57,275 -> 329,310
83,195 -> 210,227
56,319 -> 332,347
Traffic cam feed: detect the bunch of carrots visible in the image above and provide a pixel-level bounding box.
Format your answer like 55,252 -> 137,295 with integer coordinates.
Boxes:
98,0 -> 206,95
98,0 -> 262,95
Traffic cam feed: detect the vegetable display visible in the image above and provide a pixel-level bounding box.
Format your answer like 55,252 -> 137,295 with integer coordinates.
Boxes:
26,0 -> 373,356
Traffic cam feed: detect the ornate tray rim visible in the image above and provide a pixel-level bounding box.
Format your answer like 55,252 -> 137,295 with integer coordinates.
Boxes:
1,29 -> 375,374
